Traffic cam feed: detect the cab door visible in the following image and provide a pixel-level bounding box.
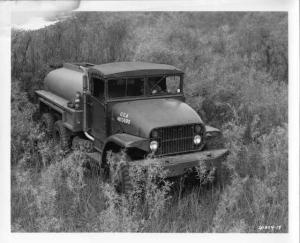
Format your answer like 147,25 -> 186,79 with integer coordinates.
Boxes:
87,76 -> 106,147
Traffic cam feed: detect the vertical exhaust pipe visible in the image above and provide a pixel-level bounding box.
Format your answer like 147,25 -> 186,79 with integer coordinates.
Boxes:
80,66 -> 94,141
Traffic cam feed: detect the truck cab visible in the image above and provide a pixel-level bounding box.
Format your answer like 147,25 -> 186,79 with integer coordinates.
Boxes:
36,62 -> 228,192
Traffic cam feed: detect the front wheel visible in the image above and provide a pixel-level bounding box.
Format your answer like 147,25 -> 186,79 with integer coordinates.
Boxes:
106,151 -> 133,194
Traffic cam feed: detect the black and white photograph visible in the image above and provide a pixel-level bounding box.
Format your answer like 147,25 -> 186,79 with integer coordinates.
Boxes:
0,0 -> 299,242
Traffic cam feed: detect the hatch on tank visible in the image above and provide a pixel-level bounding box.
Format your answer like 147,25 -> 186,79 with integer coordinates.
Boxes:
49,62 -> 95,70
63,62 -> 95,72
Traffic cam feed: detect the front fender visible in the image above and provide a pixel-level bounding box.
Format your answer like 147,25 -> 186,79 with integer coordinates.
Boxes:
102,133 -> 149,162
106,133 -> 149,150
205,125 -> 221,136
204,125 -> 224,150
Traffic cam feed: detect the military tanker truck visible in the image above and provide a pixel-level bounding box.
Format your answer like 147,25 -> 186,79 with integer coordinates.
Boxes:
35,62 -> 228,192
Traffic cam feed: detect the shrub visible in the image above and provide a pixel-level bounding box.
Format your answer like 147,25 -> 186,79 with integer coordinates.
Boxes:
90,153 -> 172,232
212,125 -> 288,232
11,80 -> 39,166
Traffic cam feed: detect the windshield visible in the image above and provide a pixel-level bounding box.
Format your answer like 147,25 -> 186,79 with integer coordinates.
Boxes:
108,78 -> 144,98
147,75 -> 182,95
107,75 -> 182,99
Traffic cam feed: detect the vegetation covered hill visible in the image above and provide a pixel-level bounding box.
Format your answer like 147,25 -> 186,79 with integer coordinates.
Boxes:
11,12 -> 288,232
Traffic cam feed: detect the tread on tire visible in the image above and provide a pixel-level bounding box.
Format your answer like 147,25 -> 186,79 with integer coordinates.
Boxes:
41,113 -> 54,136
53,120 -> 71,152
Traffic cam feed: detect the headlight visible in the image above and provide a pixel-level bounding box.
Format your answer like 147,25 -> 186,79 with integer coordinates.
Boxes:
150,140 -> 158,151
193,135 -> 201,145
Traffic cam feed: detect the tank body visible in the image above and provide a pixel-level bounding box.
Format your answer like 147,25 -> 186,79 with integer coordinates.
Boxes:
44,66 -> 84,101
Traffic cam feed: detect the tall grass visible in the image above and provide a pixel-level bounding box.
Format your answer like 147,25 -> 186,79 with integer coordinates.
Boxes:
212,124 -> 288,232
10,91 -> 288,232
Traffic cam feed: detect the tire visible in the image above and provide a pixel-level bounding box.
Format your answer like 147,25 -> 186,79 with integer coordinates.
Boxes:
53,120 -> 71,152
107,151 -> 133,194
41,113 -> 54,136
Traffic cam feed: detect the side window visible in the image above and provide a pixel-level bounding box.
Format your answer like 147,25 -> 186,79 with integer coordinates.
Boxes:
108,79 -> 126,98
92,77 -> 105,101
126,78 -> 144,97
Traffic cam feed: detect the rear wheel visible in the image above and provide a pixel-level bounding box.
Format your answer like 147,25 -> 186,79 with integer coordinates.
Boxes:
41,113 -> 54,137
53,120 -> 71,152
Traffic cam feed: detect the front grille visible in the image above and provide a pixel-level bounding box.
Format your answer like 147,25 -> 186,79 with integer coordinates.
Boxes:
152,124 -> 204,156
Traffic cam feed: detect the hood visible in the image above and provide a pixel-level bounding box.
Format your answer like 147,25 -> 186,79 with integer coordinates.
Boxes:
111,98 -> 203,138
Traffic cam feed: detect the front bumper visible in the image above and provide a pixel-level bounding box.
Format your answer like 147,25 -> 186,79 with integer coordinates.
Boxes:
132,148 -> 229,177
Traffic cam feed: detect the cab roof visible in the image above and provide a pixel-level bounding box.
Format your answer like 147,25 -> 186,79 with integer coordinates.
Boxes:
88,62 -> 184,79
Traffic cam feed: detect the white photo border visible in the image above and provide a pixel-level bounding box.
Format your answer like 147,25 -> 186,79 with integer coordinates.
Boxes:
0,1 -> 298,243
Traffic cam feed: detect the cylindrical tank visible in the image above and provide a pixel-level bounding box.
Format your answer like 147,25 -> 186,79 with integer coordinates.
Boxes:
44,65 -> 84,101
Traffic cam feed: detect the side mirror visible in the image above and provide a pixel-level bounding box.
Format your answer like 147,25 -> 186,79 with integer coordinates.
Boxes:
83,75 -> 88,91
